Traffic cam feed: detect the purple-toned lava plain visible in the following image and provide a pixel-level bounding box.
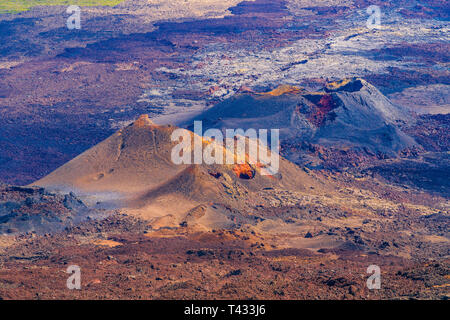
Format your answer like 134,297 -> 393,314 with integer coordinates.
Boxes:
0,0 -> 449,300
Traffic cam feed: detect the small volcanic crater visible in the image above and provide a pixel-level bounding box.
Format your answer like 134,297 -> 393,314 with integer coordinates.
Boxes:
303,93 -> 339,127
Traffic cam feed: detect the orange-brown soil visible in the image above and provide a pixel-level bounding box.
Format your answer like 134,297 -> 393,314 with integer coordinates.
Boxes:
0,213 -> 448,300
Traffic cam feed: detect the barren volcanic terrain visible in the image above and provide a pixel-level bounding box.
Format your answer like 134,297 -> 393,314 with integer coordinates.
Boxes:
0,0 -> 449,300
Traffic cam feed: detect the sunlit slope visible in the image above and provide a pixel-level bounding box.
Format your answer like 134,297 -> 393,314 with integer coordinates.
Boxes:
31,114 -> 331,226
0,1 -> 123,14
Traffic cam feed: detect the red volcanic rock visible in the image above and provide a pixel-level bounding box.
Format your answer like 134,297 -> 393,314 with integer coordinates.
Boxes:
208,86 -> 221,95
232,163 -> 255,179
305,94 -> 338,127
